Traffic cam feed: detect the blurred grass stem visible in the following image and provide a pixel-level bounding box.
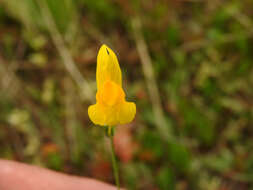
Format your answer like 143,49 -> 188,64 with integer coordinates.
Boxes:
35,0 -> 93,102
131,17 -> 172,141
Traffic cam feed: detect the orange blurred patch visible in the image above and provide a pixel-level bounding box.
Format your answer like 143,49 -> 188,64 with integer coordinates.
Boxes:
114,126 -> 137,163
41,143 -> 58,157
90,153 -> 111,180
138,150 -> 155,162
136,89 -> 147,100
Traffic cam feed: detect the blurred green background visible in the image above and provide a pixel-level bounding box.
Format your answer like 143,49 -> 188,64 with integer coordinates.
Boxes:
0,0 -> 253,189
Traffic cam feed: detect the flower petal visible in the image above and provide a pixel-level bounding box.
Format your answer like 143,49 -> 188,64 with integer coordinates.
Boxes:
117,101 -> 136,125
88,103 -> 119,126
88,103 -> 105,126
88,101 -> 136,126
96,44 -> 122,90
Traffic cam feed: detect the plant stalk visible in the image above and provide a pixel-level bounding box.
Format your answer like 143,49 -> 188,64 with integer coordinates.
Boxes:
108,126 -> 120,190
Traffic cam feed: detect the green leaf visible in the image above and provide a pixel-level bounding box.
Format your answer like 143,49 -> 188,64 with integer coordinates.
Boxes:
156,167 -> 175,190
168,142 -> 191,173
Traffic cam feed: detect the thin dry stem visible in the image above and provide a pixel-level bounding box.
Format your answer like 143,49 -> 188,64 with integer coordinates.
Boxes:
131,17 -> 172,141
36,0 -> 93,102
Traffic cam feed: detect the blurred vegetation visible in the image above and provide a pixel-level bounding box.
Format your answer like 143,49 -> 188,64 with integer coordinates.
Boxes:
0,0 -> 253,189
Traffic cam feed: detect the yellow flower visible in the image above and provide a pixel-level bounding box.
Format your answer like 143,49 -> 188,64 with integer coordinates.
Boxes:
88,44 -> 136,126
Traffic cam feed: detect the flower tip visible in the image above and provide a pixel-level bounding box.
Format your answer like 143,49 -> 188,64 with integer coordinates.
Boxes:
101,44 -> 109,48
99,44 -> 112,56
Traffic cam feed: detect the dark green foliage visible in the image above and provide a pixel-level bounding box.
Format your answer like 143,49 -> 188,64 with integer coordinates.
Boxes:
156,167 -> 175,190
168,142 -> 191,173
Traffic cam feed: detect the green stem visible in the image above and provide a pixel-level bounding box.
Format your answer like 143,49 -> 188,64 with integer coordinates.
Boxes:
108,126 -> 120,190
